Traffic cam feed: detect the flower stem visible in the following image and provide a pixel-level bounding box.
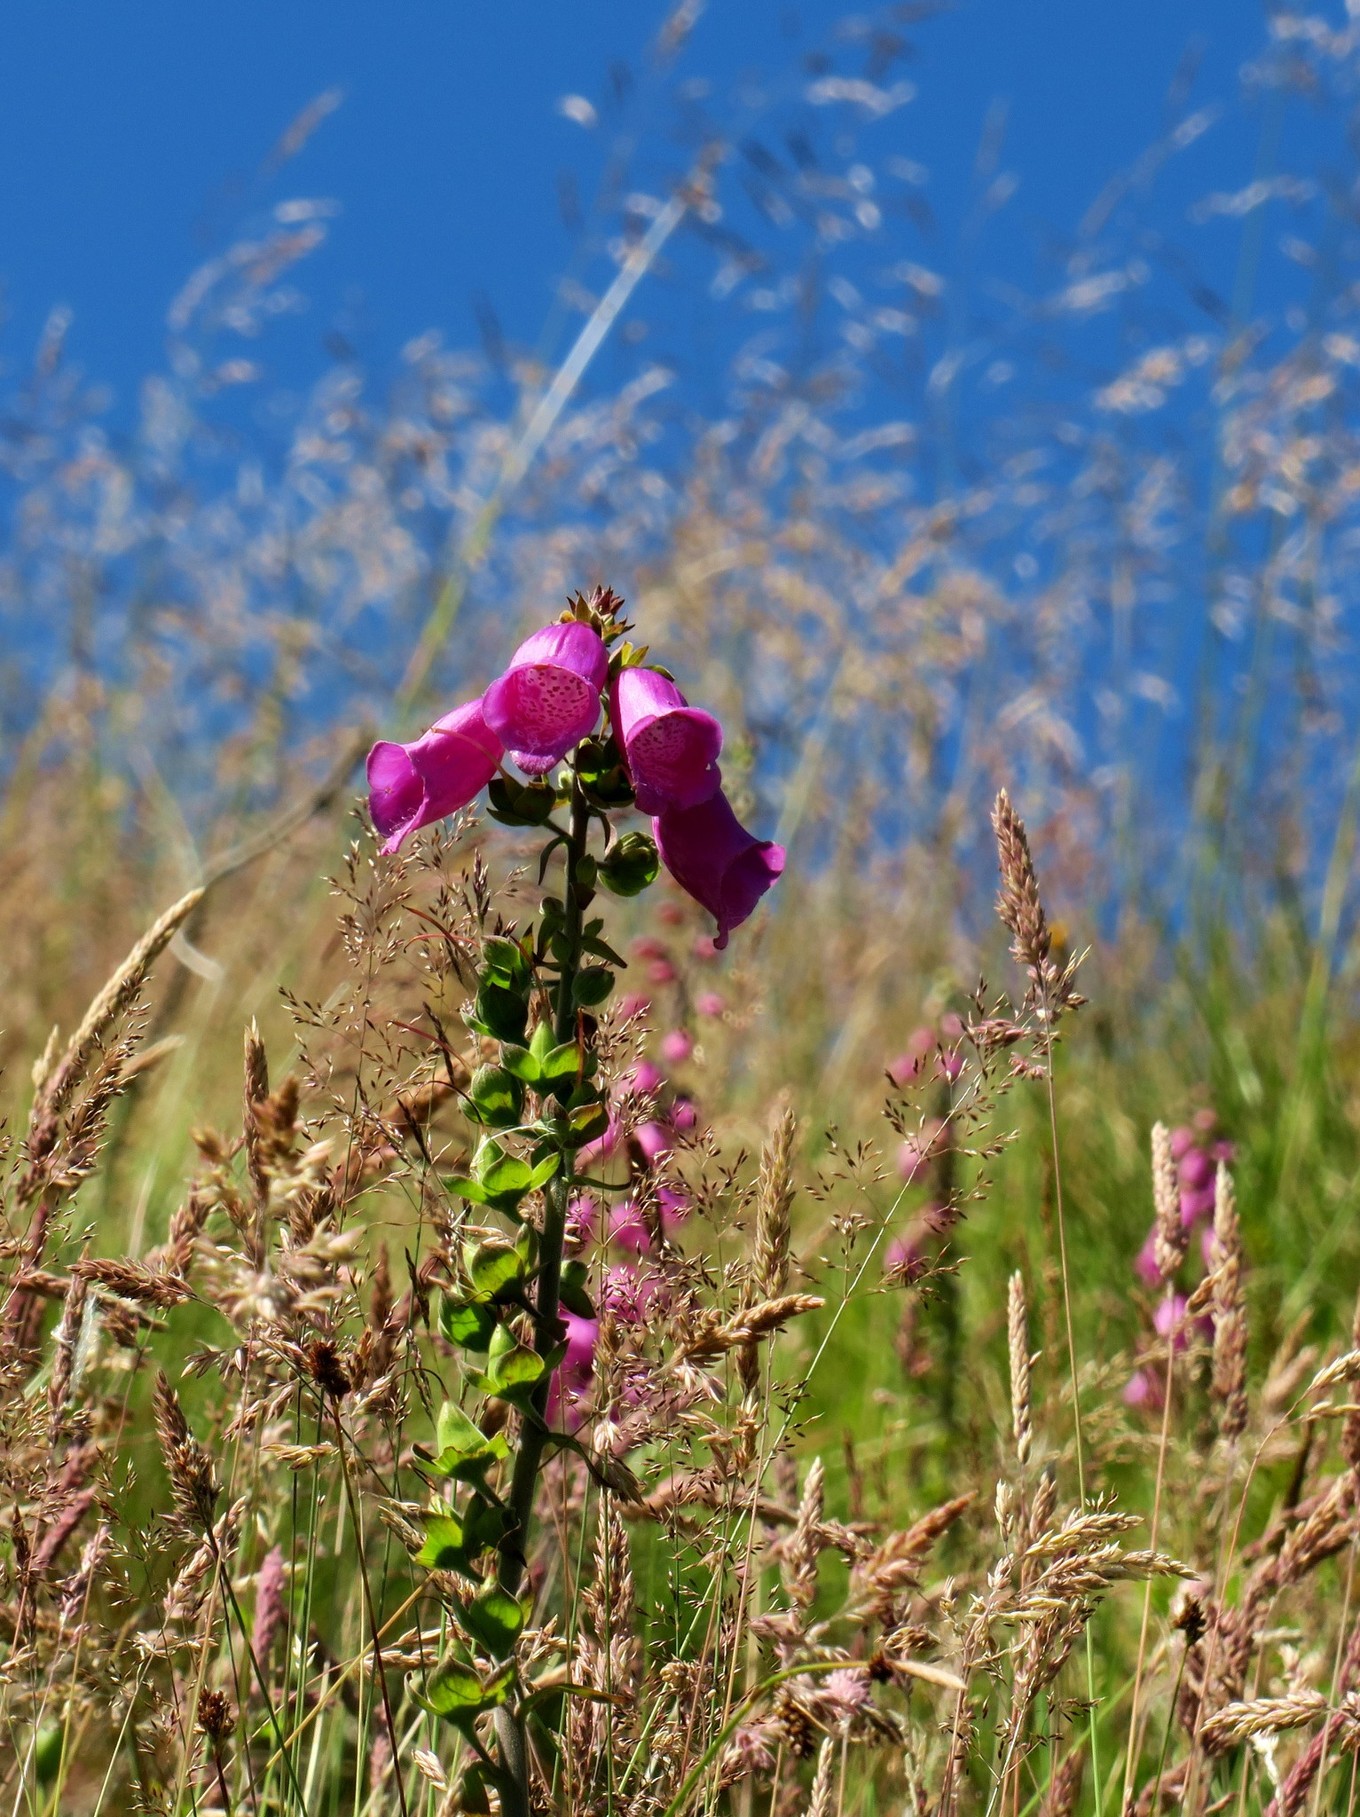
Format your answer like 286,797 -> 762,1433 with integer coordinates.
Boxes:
493,774 -> 591,1817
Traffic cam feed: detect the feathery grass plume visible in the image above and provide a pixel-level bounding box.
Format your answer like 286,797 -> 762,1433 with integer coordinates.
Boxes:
739,1097 -> 796,1395
152,1369 -> 221,1534
1008,1270 -> 1033,1468
990,788 -> 1083,1032
243,1018 -> 271,1214
788,1457 -> 826,1614
1209,1160 -> 1247,1442
1150,1120 -> 1187,1282
1039,1749 -> 1084,1816
252,1544 -> 287,1666
805,1735 -> 837,1817
28,885 -> 204,1132
47,1267 -> 87,1438
1344,1285 -> 1360,1476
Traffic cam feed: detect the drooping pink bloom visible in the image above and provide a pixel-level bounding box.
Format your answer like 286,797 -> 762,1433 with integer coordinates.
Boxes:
1134,1229 -> 1161,1286
648,959 -> 678,985
696,990 -> 725,1017
670,1094 -> 698,1132
366,698 -> 503,854
897,1119 -> 943,1184
609,1189 -> 687,1254
482,621 -> 608,774
603,1260 -> 667,1322
616,992 -> 653,1022
692,935 -> 720,961
635,1120 -> 674,1164
660,1029 -> 693,1067
611,667 -> 723,814
1123,1368 -> 1161,1410
653,791 -> 784,950
1154,1293 -> 1191,1350
615,1060 -> 664,1099
547,1310 -> 599,1428
1180,1184 -> 1216,1227
1178,1145 -> 1215,1193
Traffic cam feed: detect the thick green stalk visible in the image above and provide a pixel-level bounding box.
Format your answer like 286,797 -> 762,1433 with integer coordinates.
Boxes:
493,776 -> 591,1816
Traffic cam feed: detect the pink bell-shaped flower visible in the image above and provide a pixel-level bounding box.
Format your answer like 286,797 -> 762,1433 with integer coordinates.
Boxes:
610,667 -> 723,814
366,697 -> 504,854
482,621 -> 608,774
653,790 -> 784,950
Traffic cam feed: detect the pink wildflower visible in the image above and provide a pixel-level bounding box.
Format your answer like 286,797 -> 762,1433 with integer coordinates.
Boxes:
366,697 -> 503,854
660,1029 -> 694,1067
652,790 -> 784,950
696,990 -> 725,1017
610,666 -> 723,814
482,621 -> 608,775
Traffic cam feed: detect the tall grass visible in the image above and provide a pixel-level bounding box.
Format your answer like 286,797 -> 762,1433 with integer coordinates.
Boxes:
8,3 -> 1360,1810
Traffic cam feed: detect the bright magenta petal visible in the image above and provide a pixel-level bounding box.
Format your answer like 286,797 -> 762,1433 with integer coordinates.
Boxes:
652,789 -> 784,948
611,667 -> 722,814
366,696 -> 503,853
483,621 -> 608,769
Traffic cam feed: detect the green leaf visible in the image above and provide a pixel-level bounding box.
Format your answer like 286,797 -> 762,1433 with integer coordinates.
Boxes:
572,966 -> 615,1008
559,1258 -> 596,1320
484,1344 -> 547,1404
463,1494 -> 507,1557
462,1584 -> 526,1657
438,1296 -> 498,1351
599,830 -> 660,897
419,1656 -> 515,1731
527,1151 -> 562,1190
415,1512 -> 467,1570
467,1064 -> 525,1129
583,933 -> 629,968
481,935 -> 532,986
443,1175 -> 490,1206
471,1140 -> 539,1209
529,1019 -> 556,1065
466,1240 -> 526,1301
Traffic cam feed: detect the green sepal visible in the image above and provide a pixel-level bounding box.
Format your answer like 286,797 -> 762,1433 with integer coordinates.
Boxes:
480,935 -> 532,987
583,932 -> 629,968
466,1240 -> 526,1301
466,1064 -> 525,1129
461,1584 -> 527,1657
477,1343 -> 548,1405
572,966 -> 614,1008
487,776 -> 558,827
599,830 -> 660,897
563,1098 -> 611,1149
415,1511 -> 467,1570
422,1402 -> 511,1484
438,1296 -> 498,1352
418,1657 -> 516,1731
559,1258 -> 596,1320
468,980 -> 529,1044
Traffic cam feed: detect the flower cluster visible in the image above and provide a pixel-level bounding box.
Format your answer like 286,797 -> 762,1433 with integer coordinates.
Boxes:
1126,1109 -> 1235,1409
1133,1111 -> 1236,1287
551,1042 -> 702,1426
366,597 -> 784,948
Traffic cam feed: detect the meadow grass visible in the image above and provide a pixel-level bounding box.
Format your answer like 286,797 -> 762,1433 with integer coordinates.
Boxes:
7,7 -> 1360,1807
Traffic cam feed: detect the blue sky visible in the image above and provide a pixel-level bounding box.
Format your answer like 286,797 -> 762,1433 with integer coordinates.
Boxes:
0,1 -> 1274,408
